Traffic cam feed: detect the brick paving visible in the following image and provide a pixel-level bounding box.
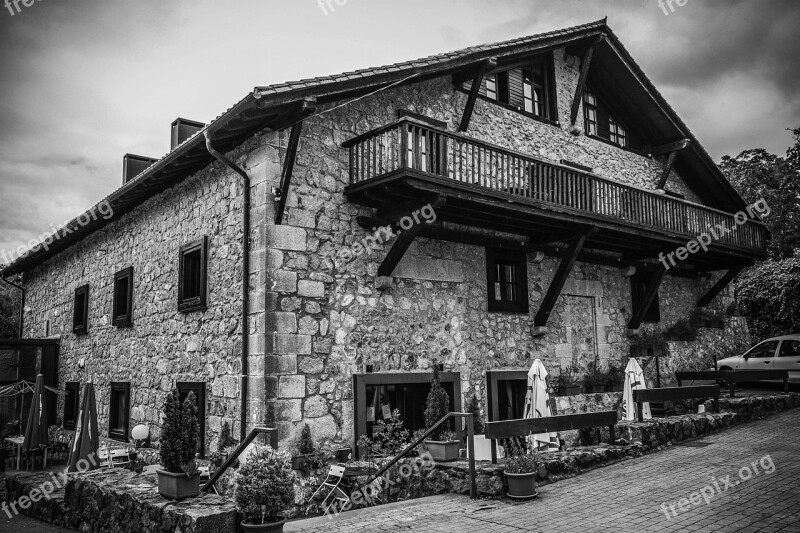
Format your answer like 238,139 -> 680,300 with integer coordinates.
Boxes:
286,409 -> 800,533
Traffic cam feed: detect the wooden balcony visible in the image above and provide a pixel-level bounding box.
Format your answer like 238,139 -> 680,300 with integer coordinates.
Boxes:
342,118 -> 769,270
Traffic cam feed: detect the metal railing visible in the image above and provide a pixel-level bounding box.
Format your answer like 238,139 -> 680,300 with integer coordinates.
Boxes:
363,412 -> 476,499
201,426 -> 278,492
343,118 -> 769,254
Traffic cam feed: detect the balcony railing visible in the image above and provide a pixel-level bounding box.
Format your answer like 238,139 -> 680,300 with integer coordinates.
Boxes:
344,119 -> 768,253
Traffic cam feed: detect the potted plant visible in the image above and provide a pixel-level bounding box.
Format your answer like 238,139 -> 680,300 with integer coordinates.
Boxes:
157,389 -> 201,500
292,424 -> 315,471
584,362 -> 607,393
234,444 -> 295,532
502,438 -> 539,500
423,366 -> 459,461
604,361 -> 625,392
218,421 -> 236,460
553,364 -> 581,396
335,446 -> 352,463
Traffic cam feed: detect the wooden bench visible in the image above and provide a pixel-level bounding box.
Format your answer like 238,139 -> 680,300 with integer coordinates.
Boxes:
484,410 -> 618,463
632,385 -> 720,421
675,370 -> 789,398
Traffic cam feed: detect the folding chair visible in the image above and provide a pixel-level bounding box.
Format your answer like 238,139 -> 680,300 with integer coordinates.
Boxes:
309,464 -> 350,516
107,448 -> 131,468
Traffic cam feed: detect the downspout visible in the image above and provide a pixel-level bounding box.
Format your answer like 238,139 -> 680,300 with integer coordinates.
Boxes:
1,276 -> 25,338
204,131 -> 250,443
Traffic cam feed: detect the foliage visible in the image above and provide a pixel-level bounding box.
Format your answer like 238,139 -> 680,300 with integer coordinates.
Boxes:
553,364 -> 580,388
0,273 -> 22,338
297,424 -> 315,455
234,445 -> 295,524
424,366 -> 450,440
372,409 -> 410,453
606,361 -> 625,385
124,457 -> 146,475
218,421 -> 236,452
631,328 -> 668,350
465,394 -> 485,435
736,254 -> 800,341
207,451 -> 224,469
585,362 -> 605,386
502,437 -> 539,475
719,127 -> 800,260
159,389 -> 199,475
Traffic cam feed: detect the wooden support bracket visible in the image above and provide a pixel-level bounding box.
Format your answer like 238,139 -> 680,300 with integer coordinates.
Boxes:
376,196 -> 445,277
656,150 -> 679,190
697,267 -> 744,307
459,58 -> 496,132
274,98 -> 317,224
533,227 -> 596,327
627,265 -> 667,330
570,35 -> 602,127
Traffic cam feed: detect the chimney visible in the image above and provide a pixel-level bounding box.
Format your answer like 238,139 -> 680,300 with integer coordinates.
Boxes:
171,118 -> 205,150
123,153 -> 159,184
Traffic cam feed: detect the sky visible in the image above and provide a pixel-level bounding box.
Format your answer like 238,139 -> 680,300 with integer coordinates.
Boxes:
0,0 -> 798,262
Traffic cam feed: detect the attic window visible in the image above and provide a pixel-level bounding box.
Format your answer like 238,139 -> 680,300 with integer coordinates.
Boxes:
467,55 -> 556,122
583,92 -> 598,136
609,117 -> 627,147
583,87 -> 634,149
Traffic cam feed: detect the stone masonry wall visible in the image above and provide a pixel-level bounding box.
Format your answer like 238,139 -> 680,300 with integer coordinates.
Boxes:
257,47 -> 748,450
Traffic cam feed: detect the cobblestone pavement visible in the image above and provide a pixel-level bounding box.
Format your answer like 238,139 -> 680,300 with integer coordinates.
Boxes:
286,409 -> 800,533
0,514 -> 70,532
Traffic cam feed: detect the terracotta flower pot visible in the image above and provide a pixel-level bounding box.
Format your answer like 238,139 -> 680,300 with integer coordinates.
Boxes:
241,518 -> 286,532
156,470 -> 200,500
504,471 -> 538,500
424,440 -> 460,462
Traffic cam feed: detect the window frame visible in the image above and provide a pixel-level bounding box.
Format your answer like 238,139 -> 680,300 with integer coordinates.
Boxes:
485,247 -> 529,314
63,382 -> 80,431
608,116 -> 627,147
779,339 -> 800,358
72,284 -> 89,335
177,381 -> 207,458
583,91 -> 598,136
109,382 -> 131,442
178,236 -> 209,313
112,267 -> 134,327
630,273 -> 661,324
744,341 -> 779,359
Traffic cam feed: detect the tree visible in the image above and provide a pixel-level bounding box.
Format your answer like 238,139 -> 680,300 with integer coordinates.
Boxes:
736,253 -> 800,341
159,389 -> 184,473
719,127 -> 800,259
424,366 -> 450,440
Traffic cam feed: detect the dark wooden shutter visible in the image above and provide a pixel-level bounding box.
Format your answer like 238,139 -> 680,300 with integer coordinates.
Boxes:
507,68 -> 525,108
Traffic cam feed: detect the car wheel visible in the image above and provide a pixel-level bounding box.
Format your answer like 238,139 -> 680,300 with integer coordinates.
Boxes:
718,367 -> 733,389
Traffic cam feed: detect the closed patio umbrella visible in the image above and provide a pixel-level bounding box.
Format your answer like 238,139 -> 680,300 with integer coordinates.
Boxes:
622,359 -> 651,421
523,359 -> 559,451
22,374 -> 49,452
67,381 -> 100,473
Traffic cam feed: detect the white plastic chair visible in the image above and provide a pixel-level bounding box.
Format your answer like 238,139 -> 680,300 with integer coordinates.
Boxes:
106,448 -> 131,468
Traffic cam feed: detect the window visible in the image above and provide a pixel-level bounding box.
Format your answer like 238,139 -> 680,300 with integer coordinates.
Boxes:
63,382 -> 80,430
631,273 -> 661,323
72,285 -> 89,335
109,382 -> 130,442
178,237 -> 208,313
609,117 -> 627,147
468,55 -> 556,121
112,267 -> 134,327
583,91 -> 598,136
779,340 -> 800,358
177,382 -> 206,458
486,248 -> 529,313
745,341 -> 779,359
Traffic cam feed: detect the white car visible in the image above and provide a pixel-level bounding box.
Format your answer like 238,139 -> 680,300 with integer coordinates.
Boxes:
716,334 -> 800,382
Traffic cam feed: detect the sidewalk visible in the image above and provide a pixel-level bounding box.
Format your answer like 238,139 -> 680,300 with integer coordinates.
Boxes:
286,408 -> 800,532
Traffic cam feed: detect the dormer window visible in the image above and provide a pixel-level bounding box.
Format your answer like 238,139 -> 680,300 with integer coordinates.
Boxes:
609,117 -> 627,147
465,54 -> 557,122
583,87 -> 633,149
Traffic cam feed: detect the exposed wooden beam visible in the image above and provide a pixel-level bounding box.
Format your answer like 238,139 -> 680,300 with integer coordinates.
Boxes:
274,98 -> 317,225
651,139 -> 690,157
570,35 -> 602,127
376,197 -> 445,277
458,59 -> 496,132
534,228 -> 596,327
697,267 -> 744,307
628,265 -> 667,330
656,150 -> 679,190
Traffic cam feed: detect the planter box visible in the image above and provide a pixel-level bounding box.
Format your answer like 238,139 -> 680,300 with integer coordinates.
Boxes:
291,455 -> 306,470
424,440 -> 460,462
156,470 -> 200,500
241,518 -> 286,532
557,385 -> 582,396
504,471 -> 538,500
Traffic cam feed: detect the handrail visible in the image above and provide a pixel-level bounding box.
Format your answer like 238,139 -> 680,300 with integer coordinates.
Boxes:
362,412 -> 476,499
201,426 -> 278,492
345,119 -> 769,254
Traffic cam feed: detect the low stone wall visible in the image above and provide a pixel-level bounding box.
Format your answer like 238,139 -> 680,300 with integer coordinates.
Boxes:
4,470 -> 236,533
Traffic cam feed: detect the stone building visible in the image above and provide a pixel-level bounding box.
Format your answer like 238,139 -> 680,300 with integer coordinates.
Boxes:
1,20 -> 768,455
